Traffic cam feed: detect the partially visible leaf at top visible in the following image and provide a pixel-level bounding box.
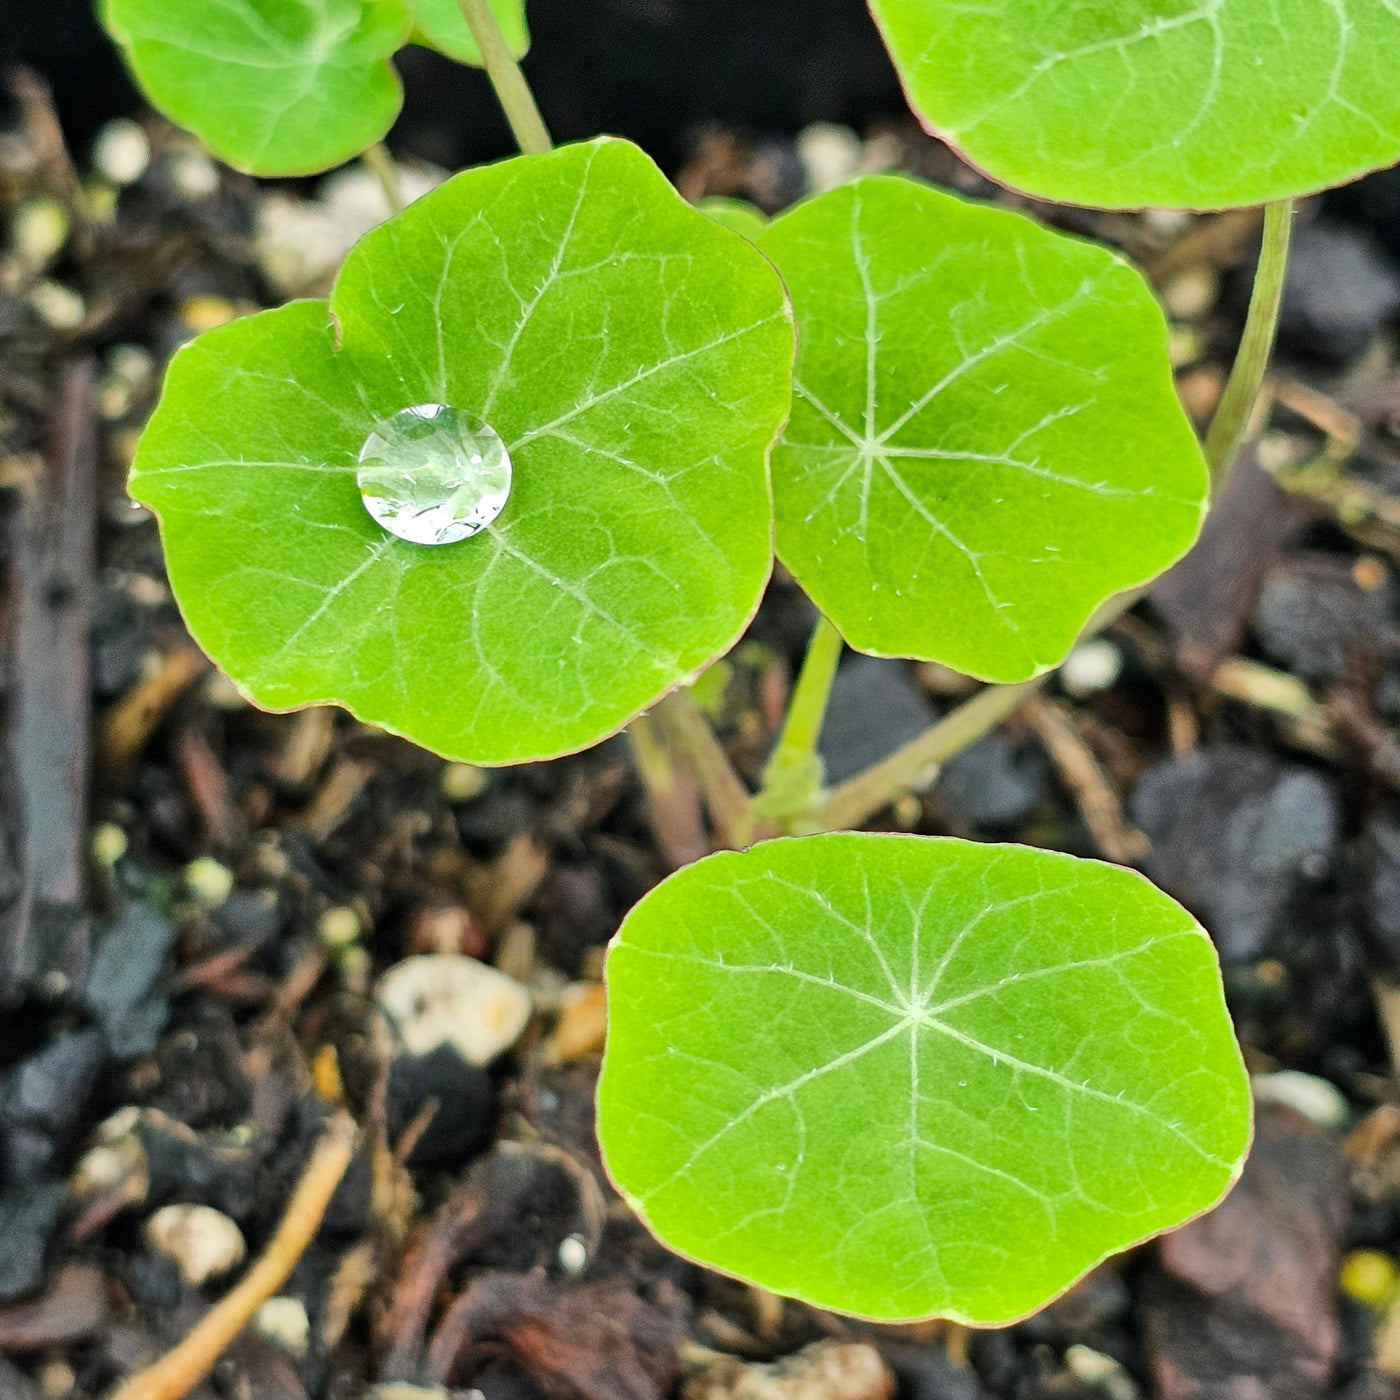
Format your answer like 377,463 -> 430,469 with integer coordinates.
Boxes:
598,834 -> 1251,1324
697,197 -> 769,241
128,138 -> 793,764
411,0 -> 529,65
868,0 -> 1400,209
100,0 -> 413,176
757,176 -> 1207,682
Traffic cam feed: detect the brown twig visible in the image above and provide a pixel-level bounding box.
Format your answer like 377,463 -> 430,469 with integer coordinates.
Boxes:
1022,696 -> 1149,864
653,690 -> 755,848
627,712 -> 709,867
109,1111 -> 358,1400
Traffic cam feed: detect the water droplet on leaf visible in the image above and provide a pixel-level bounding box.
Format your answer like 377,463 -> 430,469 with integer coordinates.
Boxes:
357,404 -> 512,546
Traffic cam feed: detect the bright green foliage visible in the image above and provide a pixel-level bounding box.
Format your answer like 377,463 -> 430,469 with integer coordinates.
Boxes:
128,139 -> 793,764
598,833 -> 1250,1324
696,197 -> 768,241
869,0 -> 1400,210
412,0 -> 528,65
758,176 -> 1207,682
99,0 -> 413,176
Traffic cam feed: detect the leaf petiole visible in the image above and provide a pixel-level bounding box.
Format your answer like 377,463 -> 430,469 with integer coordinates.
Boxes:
749,612 -> 844,831
453,0 -> 553,155
1203,199 -> 1294,489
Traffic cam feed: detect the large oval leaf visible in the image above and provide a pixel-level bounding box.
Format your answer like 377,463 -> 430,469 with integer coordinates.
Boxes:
598,834 -> 1250,1324
128,139 -> 792,764
757,176 -> 1207,682
100,0 -> 413,176
412,0 -> 529,66
869,0 -> 1400,210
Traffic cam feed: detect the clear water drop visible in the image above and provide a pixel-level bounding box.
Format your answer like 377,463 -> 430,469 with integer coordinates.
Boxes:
356,404 -> 511,546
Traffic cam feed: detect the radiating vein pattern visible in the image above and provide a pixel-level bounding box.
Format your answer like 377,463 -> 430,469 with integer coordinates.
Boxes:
870,0 -> 1400,208
757,176 -> 1208,682
598,834 -> 1251,1324
128,139 -> 793,763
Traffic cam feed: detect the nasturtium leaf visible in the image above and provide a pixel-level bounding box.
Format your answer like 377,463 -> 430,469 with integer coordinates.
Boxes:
869,0 -> 1400,210
696,197 -> 769,241
411,0 -> 529,66
128,138 -> 793,764
757,176 -> 1207,682
598,834 -> 1250,1324
100,0 -> 413,176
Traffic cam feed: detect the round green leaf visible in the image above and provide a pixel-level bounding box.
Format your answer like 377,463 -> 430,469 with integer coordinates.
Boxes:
870,0 -> 1400,210
99,0 -> 413,176
598,834 -> 1250,1324
757,176 -> 1207,682
411,0 -> 529,65
128,139 -> 793,764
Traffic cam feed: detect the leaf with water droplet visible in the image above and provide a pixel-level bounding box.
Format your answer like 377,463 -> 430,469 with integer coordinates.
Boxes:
411,0 -> 529,65
357,405 -> 513,545
869,0 -> 1400,209
99,0 -> 413,176
757,176 -> 1207,682
128,138 -> 793,763
597,833 -> 1251,1323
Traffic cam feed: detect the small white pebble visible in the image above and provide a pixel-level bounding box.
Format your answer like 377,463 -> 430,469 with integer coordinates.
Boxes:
184,855 -> 234,907
557,1233 -> 588,1276
93,118 -> 151,185
97,1106 -> 143,1141
1060,638 -> 1123,698
10,196 -> 70,271
1253,1069 -> 1350,1129
28,280 -> 84,330
1162,267 -> 1219,321
797,122 -> 863,193
166,148 -> 219,199
1065,1345 -> 1138,1400
72,1135 -> 146,1197
204,672 -> 248,710
254,1296 -> 310,1358
146,1203 -> 246,1286
440,762 -> 487,803
1142,208 -> 1193,239
37,1358 -> 76,1398
375,955 -> 532,1065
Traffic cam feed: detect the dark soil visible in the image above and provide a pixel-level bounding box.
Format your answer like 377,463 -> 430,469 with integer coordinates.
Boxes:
6,6 -> 1400,1399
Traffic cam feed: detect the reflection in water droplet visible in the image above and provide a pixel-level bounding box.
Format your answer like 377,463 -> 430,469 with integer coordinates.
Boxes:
357,404 -> 511,546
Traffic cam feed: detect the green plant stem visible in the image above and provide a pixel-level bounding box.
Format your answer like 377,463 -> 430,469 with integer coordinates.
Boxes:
362,141 -> 403,213
653,690 -> 753,848
453,0 -> 553,156
1203,198 -> 1294,486
761,614 -> 843,778
815,678 -> 1043,832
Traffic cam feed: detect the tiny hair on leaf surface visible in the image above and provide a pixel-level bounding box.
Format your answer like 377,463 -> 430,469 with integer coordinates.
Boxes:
757,175 -> 1207,682
869,0 -> 1400,210
411,0 -> 529,66
597,833 -> 1251,1325
128,138 -> 793,765
99,0 -> 414,176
